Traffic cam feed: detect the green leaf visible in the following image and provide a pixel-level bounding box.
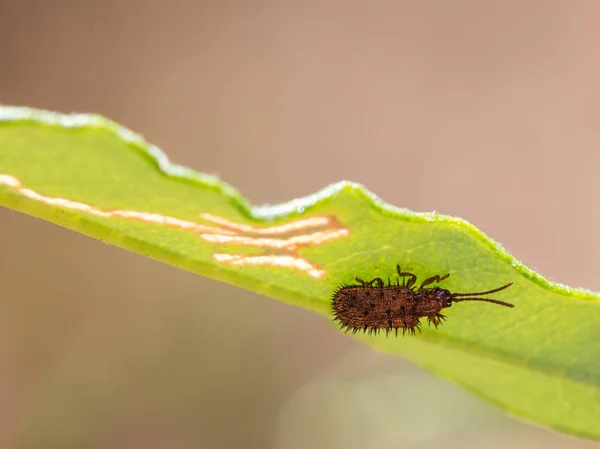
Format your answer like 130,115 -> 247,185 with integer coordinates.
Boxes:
1,106 -> 599,440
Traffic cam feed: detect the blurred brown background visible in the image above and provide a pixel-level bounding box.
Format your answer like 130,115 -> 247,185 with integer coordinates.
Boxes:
1,1 -> 600,448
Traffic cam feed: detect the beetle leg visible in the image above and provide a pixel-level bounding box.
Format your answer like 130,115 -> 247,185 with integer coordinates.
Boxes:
356,277 -> 384,288
396,265 -> 417,289
419,273 -> 450,289
427,313 -> 446,328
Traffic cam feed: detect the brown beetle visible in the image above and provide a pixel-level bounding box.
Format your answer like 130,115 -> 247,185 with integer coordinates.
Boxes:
332,264 -> 514,336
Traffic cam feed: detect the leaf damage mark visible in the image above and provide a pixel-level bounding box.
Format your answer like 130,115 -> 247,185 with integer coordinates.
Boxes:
0,173 -> 349,277
199,213 -> 349,277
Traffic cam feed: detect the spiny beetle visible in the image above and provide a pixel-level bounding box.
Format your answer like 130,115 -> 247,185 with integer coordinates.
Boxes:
332,264 -> 514,336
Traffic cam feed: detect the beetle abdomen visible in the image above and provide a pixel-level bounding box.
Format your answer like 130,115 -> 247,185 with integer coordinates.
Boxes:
332,285 -> 421,334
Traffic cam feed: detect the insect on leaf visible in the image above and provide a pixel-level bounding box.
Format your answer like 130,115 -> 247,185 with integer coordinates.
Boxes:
1,106 -> 599,440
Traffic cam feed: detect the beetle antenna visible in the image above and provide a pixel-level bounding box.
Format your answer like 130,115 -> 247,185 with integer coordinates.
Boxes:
451,297 -> 514,308
451,282 -> 513,298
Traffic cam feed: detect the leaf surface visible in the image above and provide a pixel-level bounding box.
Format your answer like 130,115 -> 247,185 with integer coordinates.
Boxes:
1,106 -> 598,439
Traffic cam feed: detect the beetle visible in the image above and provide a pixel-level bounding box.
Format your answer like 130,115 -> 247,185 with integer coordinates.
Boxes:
332,264 -> 514,336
